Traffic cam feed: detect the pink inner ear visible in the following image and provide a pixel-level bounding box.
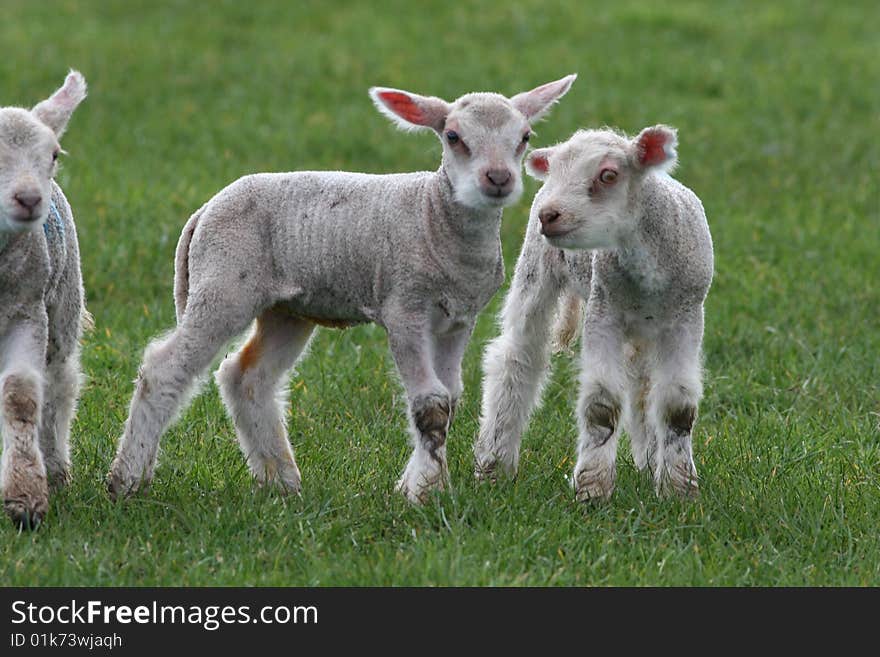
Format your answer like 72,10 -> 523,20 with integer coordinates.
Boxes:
529,153 -> 549,174
378,91 -> 425,125
638,130 -> 670,167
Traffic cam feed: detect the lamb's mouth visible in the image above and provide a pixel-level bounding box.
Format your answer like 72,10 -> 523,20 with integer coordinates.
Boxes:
480,190 -> 513,207
540,224 -> 574,239
5,210 -> 46,229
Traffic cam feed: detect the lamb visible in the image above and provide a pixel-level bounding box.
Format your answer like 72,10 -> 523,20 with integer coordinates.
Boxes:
474,125 -> 713,501
0,71 -> 88,529
107,75 -> 576,503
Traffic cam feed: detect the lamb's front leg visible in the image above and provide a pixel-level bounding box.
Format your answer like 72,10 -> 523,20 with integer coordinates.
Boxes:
574,317 -> 627,503
474,242 -> 562,480
431,323 -> 475,427
38,352 -> 80,489
644,318 -> 704,498
388,322 -> 452,503
1,323 -> 49,529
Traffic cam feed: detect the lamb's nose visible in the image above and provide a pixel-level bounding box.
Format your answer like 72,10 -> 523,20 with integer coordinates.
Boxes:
14,191 -> 42,210
486,169 -> 511,187
539,207 -> 561,227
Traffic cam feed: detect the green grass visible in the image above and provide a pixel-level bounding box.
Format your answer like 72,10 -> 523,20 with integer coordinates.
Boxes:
1,0 -> 878,585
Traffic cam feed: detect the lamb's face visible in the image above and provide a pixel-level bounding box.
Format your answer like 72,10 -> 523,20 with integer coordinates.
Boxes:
526,126 -> 678,250
0,71 -> 86,235
527,131 -> 635,250
369,75 -> 576,213
0,108 -> 60,233
440,94 -> 530,210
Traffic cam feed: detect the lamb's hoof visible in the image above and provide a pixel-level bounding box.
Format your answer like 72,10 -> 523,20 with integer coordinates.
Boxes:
107,468 -> 148,501
4,482 -> 49,531
396,470 -> 446,505
474,459 -> 497,482
46,465 -> 71,492
473,436 -> 520,482
574,464 -> 616,503
5,499 -> 46,531
658,462 -> 699,500
253,459 -> 302,496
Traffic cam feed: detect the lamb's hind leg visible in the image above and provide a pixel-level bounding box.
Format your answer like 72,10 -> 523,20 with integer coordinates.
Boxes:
108,296 -> 258,500
216,307 -> 314,493
39,352 -> 81,489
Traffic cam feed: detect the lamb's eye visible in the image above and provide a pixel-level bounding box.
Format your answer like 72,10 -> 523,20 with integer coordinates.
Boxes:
599,168 -> 618,184
521,132 -> 530,143
446,131 -> 460,145
52,150 -> 59,162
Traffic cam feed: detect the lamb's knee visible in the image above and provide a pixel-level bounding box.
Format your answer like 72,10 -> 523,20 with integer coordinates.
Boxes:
581,389 -> 620,447
50,359 -> 81,401
215,354 -> 243,394
666,404 -> 696,441
412,392 -> 451,456
217,327 -> 265,393
2,374 -> 41,427
649,390 -> 700,497
134,339 -> 172,394
484,330 -> 546,377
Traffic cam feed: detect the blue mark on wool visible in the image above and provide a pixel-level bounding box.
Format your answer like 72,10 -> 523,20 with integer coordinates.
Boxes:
43,200 -> 65,242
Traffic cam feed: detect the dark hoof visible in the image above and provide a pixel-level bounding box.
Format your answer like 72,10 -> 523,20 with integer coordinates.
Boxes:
47,469 -> 71,492
5,499 -> 46,531
106,471 -> 147,501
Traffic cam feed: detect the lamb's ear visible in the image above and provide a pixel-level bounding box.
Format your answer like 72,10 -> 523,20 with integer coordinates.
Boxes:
511,74 -> 577,123
369,87 -> 450,133
32,70 -> 87,138
525,147 -> 554,181
632,124 -> 678,172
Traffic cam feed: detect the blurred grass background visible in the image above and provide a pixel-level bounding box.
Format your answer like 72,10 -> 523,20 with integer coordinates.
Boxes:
0,0 -> 878,585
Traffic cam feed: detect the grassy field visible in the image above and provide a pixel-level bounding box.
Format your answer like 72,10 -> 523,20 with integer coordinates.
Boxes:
1,0 -> 878,586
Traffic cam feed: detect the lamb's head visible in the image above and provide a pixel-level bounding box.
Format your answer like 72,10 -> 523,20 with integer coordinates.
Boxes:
0,71 -> 86,233
370,75 -> 576,210
526,125 -> 678,249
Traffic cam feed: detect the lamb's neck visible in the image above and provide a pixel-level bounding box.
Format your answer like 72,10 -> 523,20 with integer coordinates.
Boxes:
424,167 -> 503,258
0,230 -> 10,253
613,214 -> 665,293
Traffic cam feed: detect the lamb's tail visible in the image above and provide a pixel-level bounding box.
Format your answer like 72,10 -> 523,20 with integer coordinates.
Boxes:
551,291 -> 584,354
173,205 -> 206,323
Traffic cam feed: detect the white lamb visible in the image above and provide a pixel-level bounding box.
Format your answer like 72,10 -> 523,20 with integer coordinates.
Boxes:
474,125 -> 713,501
0,71 -> 88,529
108,75 -> 576,503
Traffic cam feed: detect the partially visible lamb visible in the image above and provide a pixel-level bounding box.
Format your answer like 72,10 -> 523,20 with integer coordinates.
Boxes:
108,75 -> 576,504
0,71 -> 88,529
475,125 -> 713,501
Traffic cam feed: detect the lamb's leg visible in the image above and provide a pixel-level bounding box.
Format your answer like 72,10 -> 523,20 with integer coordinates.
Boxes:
645,321 -> 704,498
431,324 -> 474,428
388,321 -> 451,503
216,307 -> 314,493
574,319 -> 627,503
38,352 -> 80,489
108,297 -> 256,500
474,246 -> 562,479
626,361 -> 652,473
1,324 -> 49,529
